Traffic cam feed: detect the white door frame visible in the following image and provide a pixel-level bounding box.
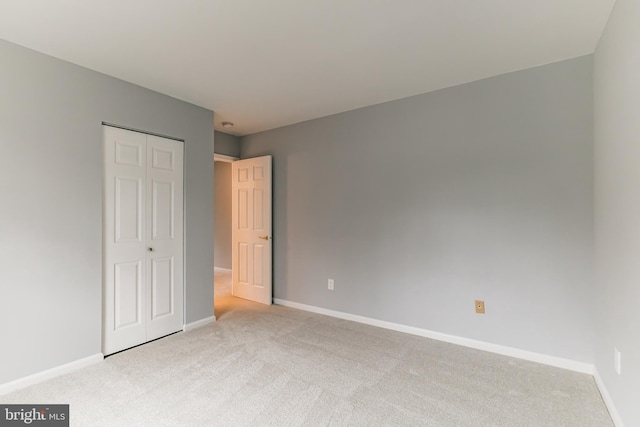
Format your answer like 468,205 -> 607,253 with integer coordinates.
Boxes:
214,153 -> 239,163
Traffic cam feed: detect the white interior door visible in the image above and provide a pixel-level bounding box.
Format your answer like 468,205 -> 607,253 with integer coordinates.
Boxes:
232,156 -> 272,305
103,127 -> 147,353
103,126 -> 184,355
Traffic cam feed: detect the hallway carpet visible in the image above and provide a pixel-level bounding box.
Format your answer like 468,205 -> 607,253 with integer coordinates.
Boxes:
1,271 -> 612,426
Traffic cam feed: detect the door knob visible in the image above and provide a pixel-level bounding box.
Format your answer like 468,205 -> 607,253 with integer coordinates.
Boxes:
258,235 -> 270,240
148,247 -> 153,252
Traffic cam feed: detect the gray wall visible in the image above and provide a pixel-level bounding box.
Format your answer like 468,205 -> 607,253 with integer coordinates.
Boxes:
0,40 -> 214,385
214,131 -> 240,157
242,56 -> 594,363
594,0 -> 640,425
214,161 -> 233,269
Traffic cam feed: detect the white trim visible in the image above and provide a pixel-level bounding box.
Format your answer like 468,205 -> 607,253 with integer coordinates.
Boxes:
594,369 -> 626,427
0,353 -> 103,396
214,153 -> 239,163
274,298 -> 594,374
214,267 -> 232,273
183,315 -> 216,332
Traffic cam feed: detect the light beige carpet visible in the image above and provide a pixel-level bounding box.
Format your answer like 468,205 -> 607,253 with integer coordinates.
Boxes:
1,271 -> 612,426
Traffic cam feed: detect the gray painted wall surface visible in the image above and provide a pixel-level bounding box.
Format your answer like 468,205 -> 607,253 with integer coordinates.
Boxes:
242,56 -> 594,362
214,162 -> 232,269
594,0 -> 640,424
0,40 -> 214,384
214,131 -> 240,157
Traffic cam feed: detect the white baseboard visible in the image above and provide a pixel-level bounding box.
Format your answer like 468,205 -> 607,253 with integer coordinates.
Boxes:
274,298 -> 594,375
0,353 -> 104,396
594,369 -> 625,427
183,315 -> 216,332
214,267 -> 232,273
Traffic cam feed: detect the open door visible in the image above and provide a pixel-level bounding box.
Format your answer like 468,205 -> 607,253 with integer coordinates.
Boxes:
231,155 -> 272,305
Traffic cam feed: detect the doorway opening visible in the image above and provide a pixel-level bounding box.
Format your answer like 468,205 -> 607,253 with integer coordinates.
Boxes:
213,154 -> 237,318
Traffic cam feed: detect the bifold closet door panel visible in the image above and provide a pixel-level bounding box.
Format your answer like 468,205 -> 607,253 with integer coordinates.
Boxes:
145,134 -> 184,342
103,127 -> 148,355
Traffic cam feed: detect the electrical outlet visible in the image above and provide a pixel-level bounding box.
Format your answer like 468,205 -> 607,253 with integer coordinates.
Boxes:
328,279 -> 334,290
615,347 -> 621,375
475,300 -> 485,314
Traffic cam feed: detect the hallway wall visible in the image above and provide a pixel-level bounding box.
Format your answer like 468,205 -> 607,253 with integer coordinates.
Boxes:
214,161 -> 233,269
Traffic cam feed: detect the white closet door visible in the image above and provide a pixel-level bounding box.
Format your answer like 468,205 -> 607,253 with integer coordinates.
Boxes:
103,127 -> 148,354
103,126 -> 184,355
145,135 -> 184,341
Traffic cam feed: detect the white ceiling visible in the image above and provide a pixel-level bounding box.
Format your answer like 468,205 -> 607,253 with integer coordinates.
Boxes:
0,0 -> 615,136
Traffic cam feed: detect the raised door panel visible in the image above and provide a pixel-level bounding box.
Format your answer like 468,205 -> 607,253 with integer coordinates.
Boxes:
253,244 -> 264,288
114,261 -> 143,329
115,177 -> 142,243
151,180 -> 174,240
238,189 -> 249,230
151,147 -> 175,171
253,189 -> 264,230
115,142 -> 142,167
151,257 -> 174,319
238,242 -> 249,284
